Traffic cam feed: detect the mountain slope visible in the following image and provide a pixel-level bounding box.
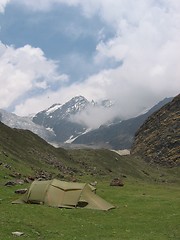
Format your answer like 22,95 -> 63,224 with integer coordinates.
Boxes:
73,97 -> 173,149
131,94 -> 180,166
0,121 -> 74,178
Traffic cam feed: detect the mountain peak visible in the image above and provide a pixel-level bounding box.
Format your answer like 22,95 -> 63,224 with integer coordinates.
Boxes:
71,95 -> 87,102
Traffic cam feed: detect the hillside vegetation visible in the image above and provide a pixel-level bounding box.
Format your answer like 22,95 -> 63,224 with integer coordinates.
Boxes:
0,121 -> 73,179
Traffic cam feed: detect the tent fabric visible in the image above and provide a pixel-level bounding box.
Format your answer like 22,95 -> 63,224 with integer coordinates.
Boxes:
13,179 -> 115,211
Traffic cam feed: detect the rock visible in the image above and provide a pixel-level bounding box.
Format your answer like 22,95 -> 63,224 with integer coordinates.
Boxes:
24,178 -> 32,183
9,172 -> 22,178
3,163 -> 11,169
90,181 -> 97,187
4,181 -> 16,186
12,232 -> 24,236
9,174 -> 17,178
15,188 -> 27,194
2,151 -> 8,157
27,176 -> 35,181
5,179 -> 24,186
70,177 -> 77,182
122,174 -> 127,178
16,179 -> 24,185
110,178 -> 124,187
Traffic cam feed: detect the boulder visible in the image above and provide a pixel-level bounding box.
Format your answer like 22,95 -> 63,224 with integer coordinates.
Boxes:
12,232 -> 24,236
15,188 -> 28,194
110,178 -> 124,187
4,181 -> 16,187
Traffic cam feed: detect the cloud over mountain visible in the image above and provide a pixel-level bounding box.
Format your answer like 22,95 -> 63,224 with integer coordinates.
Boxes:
0,0 -> 180,121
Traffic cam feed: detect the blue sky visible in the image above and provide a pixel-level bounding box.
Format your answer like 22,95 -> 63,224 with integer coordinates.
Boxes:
0,2 -> 113,82
0,0 -> 180,126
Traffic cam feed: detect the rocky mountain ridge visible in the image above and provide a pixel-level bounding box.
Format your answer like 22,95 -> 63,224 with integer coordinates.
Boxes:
131,94 -> 180,166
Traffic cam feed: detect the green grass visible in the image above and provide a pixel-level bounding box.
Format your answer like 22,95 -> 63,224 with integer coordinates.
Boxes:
0,180 -> 179,240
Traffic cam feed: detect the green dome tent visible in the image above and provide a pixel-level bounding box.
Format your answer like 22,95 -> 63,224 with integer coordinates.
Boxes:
13,179 -> 115,211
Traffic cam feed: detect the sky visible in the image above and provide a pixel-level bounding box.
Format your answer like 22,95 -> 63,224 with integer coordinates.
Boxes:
0,0 -> 180,126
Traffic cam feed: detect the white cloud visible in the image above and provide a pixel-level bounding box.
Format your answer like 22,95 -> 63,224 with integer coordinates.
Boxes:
0,0 -> 10,12
0,42 -> 68,114
1,0 -> 180,123
70,105 -> 118,129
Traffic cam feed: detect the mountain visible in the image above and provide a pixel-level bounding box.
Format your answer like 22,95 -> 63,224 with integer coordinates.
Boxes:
0,109 -> 55,142
131,94 -> 180,166
33,96 -> 89,143
72,97 -> 173,149
33,95 -> 172,149
1,120 -> 179,186
33,96 -> 113,143
0,96 -> 173,150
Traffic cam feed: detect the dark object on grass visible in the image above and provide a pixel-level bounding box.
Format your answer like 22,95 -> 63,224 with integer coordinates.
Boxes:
4,181 -> 16,186
110,178 -> 124,187
15,188 -> 28,194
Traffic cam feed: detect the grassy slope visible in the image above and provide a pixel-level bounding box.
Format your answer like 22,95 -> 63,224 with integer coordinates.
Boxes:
0,122 -> 180,239
0,122 -> 83,180
68,149 -> 180,184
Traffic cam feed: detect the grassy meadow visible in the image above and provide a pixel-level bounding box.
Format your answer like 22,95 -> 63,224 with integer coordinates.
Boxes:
0,179 -> 179,240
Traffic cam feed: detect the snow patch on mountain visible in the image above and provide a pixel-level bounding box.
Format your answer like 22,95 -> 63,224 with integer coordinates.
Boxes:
0,109 -> 55,141
64,127 -> 93,144
46,104 -> 62,115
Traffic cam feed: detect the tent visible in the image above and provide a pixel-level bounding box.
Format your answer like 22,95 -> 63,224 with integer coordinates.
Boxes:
13,179 -> 115,211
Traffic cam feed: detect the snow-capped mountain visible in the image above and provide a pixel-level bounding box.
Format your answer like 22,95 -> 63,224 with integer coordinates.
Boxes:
33,96 -> 89,126
0,95 -> 173,150
0,109 -> 55,141
33,96 -> 113,143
